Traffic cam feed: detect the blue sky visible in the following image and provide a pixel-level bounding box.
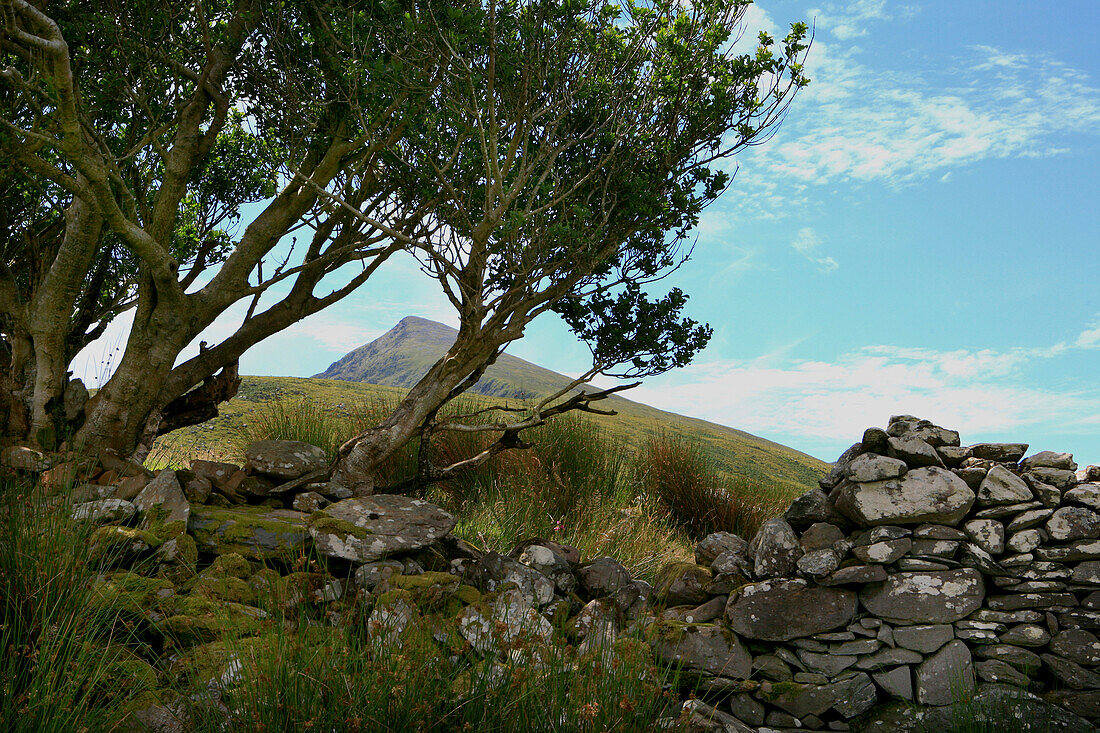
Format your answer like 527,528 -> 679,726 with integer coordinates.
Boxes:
79,1 -> 1100,466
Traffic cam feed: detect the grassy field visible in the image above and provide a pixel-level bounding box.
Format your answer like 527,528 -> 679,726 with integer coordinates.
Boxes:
152,375 -> 826,497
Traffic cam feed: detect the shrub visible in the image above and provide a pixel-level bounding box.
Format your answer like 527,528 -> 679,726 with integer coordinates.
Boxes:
635,431 -> 786,540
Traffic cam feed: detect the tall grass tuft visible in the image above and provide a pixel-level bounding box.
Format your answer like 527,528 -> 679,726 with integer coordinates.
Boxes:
187,605 -> 686,732
635,431 -> 786,540
0,478 -> 148,731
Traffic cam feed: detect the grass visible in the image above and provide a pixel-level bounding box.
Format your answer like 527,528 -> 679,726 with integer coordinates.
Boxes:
150,375 -> 827,495
0,470 -> 693,732
0,478 -> 153,732
221,397 -> 786,582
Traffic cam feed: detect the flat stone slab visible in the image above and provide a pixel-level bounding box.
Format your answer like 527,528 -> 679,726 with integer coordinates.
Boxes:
309,494 -> 456,562
188,506 -> 309,559
245,440 -> 328,481
726,578 -> 857,641
834,467 -> 975,527
860,569 -> 984,624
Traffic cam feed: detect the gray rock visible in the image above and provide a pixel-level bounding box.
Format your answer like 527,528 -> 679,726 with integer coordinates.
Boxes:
848,452 -> 908,482
938,445 -> 973,468
970,443 -> 1029,462
291,491 -> 329,513
244,440 -> 328,481
964,519 -> 1006,555
309,495 -> 456,562
1028,479 -> 1064,508
800,522 -> 846,551
975,500 -> 1042,519
188,506 -> 310,559
835,467 -> 975,527
1065,484 -> 1100,511
1007,508 -> 1055,532
1043,653 -> 1100,690
134,470 -> 189,530
457,588 -> 552,656
694,532 -> 748,566
784,488 -> 846,529
679,700 -> 755,733
887,436 -> 945,469
797,548 -> 840,579
976,659 -> 1032,687
860,569 -> 984,624
855,647 -> 925,671
1030,467 -> 1079,491
654,562 -> 711,606
893,624 -> 954,654
797,650 -> 857,677
726,578 -> 857,641
1073,561 -> 1100,586
915,640 -> 973,706
71,498 -> 136,524
853,538 -> 912,564
999,624 -> 1051,647
1051,629 -> 1100,666
823,564 -> 888,586
354,560 -> 404,590
1008,529 -> 1043,553
862,427 -> 891,454
1022,451 -> 1078,471
974,644 -> 1043,673
728,694 -> 765,727
1046,689 -> 1100,722
650,623 -> 752,679
873,665 -> 914,701
820,443 -> 864,491
886,416 -> 960,447
762,672 -> 877,719
576,557 -> 633,596
750,517 -> 803,578
1047,506 -> 1100,542
978,465 -> 1034,505
3,445 -> 48,472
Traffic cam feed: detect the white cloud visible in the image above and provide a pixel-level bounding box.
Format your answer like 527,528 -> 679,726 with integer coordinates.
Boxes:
631,320 -> 1100,462
791,227 -> 839,272
721,8 -> 1100,217
1077,322 -> 1100,349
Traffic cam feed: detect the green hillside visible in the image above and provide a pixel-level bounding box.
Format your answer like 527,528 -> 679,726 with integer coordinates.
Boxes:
314,315 -> 589,400
155,374 -> 826,497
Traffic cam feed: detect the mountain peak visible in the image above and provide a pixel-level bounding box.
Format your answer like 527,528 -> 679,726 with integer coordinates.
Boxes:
314,316 -> 570,400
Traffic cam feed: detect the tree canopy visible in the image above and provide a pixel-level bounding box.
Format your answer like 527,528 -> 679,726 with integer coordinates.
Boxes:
0,0 -> 807,489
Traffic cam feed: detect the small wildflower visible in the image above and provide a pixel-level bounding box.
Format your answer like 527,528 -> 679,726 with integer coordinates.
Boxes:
579,702 -> 599,720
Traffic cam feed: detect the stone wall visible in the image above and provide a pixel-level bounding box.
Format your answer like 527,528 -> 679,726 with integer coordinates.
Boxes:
7,416 -> 1100,732
662,414 -> 1099,732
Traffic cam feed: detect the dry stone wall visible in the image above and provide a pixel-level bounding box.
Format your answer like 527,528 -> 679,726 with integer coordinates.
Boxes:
668,414 -> 1100,732
6,417 -> 1100,732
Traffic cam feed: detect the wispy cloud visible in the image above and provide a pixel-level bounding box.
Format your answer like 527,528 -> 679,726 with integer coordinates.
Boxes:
632,318 -> 1100,461
722,8 -> 1100,217
791,227 -> 839,272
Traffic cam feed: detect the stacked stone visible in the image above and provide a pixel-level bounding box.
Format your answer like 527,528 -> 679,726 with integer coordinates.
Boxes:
656,415 -> 1100,732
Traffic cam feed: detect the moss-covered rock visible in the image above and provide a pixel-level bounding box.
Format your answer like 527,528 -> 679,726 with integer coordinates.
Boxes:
160,596 -> 267,645
203,552 -> 254,580
190,575 -> 255,606
187,506 -> 309,560
89,571 -> 176,619
89,525 -> 164,565
654,561 -> 712,606
383,571 -> 480,615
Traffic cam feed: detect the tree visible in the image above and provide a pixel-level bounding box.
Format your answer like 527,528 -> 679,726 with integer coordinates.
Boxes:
1,0 -> 807,491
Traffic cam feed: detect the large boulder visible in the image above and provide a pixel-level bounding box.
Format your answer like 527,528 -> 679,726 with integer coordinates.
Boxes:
860,569 -> 984,624
188,506 -> 310,559
834,467 -> 974,526
308,495 -> 456,562
244,440 -> 328,481
726,578 -> 857,641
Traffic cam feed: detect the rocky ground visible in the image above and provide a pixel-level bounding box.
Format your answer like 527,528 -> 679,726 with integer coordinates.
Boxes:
4,415 -> 1100,732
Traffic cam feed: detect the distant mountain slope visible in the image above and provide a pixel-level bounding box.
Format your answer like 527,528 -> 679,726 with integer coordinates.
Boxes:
305,316 -> 828,494
314,315 -> 574,399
